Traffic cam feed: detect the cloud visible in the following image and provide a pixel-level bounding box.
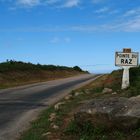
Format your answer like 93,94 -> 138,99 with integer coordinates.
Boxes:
50,37 -> 71,44
121,16 -> 140,32
95,7 -> 109,13
115,7 -> 140,32
2,17 -> 140,33
68,19 -> 140,32
69,25 -> 98,32
13,0 -> 80,8
1,20 -> 140,33
109,10 -> 119,14
17,0 -> 40,7
92,0 -> 105,4
68,16 -> 140,32
94,7 -> 119,15
46,0 -> 60,5
61,0 -> 80,8
50,37 -> 60,43
123,8 -> 140,17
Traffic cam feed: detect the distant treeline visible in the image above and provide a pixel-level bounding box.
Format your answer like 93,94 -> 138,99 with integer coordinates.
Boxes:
0,60 -> 86,73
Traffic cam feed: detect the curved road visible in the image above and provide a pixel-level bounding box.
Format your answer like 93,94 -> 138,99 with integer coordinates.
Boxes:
0,74 -> 101,140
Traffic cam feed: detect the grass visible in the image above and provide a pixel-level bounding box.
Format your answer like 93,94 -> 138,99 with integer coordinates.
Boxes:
100,66 -> 140,97
20,66 -> 140,140
65,120 -> 107,140
121,66 -> 140,97
20,107 -> 54,140
64,119 -> 140,140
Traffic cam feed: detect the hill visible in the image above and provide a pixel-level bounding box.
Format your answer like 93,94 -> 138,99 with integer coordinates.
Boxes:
0,60 -> 87,89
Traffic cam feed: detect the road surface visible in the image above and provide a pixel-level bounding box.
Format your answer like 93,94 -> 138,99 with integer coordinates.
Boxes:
0,74 -> 101,140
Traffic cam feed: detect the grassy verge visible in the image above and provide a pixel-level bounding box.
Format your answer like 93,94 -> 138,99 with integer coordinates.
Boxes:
20,66 -> 140,140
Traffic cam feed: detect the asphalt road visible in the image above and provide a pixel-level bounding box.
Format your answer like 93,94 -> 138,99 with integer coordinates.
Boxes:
0,74 -> 101,140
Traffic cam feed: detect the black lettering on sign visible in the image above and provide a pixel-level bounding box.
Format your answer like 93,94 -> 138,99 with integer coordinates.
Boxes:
121,59 -> 133,65
132,54 -> 137,58
121,59 -> 124,64
129,59 -> 132,64
125,59 -> 128,64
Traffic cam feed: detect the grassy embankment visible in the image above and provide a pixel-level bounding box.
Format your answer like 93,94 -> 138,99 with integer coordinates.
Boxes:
20,66 -> 140,140
0,60 -> 87,89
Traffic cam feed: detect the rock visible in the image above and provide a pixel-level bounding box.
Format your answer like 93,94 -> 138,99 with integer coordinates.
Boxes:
85,89 -> 91,94
102,88 -> 113,94
74,96 -> 140,131
129,95 -> 140,102
54,102 -> 65,110
49,113 -> 56,122
74,91 -> 83,96
112,92 -> 117,95
52,124 -> 59,129
42,132 -> 51,137
65,94 -> 73,100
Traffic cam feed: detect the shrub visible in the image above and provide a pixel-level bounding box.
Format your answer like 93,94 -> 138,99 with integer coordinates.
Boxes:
0,60 -> 86,73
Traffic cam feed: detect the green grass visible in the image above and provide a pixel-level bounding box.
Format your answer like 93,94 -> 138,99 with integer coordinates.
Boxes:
121,66 -> 140,97
64,119 -> 140,140
20,107 -> 54,140
65,120 -> 110,140
65,119 -> 118,140
102,66 -> 140,97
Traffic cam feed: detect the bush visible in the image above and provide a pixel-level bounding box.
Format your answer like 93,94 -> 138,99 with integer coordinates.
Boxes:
0,60 -> 86,73
73,66 -> 83,72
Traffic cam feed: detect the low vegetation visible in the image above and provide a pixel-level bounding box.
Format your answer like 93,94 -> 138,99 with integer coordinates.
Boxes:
0,60 -> 86,89
105,66 -> 140,97
20,66 -> 140,140
0,60 -> 84,72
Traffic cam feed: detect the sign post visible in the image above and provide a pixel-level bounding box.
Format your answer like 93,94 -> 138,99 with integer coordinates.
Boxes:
115,48 -> 139,89
122,67 -> 130,89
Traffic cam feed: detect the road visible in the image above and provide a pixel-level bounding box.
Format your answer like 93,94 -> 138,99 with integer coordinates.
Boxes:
0,74 -> 101,140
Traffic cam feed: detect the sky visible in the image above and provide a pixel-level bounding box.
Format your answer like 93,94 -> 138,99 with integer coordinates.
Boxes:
0,0 -> 140,73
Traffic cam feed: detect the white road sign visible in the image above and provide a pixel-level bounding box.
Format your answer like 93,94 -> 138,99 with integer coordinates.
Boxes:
115,52 -> 139,67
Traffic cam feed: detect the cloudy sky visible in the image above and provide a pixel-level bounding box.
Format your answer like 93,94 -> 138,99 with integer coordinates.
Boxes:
0,0 -> 140,73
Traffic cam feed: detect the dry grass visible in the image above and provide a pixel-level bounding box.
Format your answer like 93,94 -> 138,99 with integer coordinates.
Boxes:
0,70 -> 83,89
